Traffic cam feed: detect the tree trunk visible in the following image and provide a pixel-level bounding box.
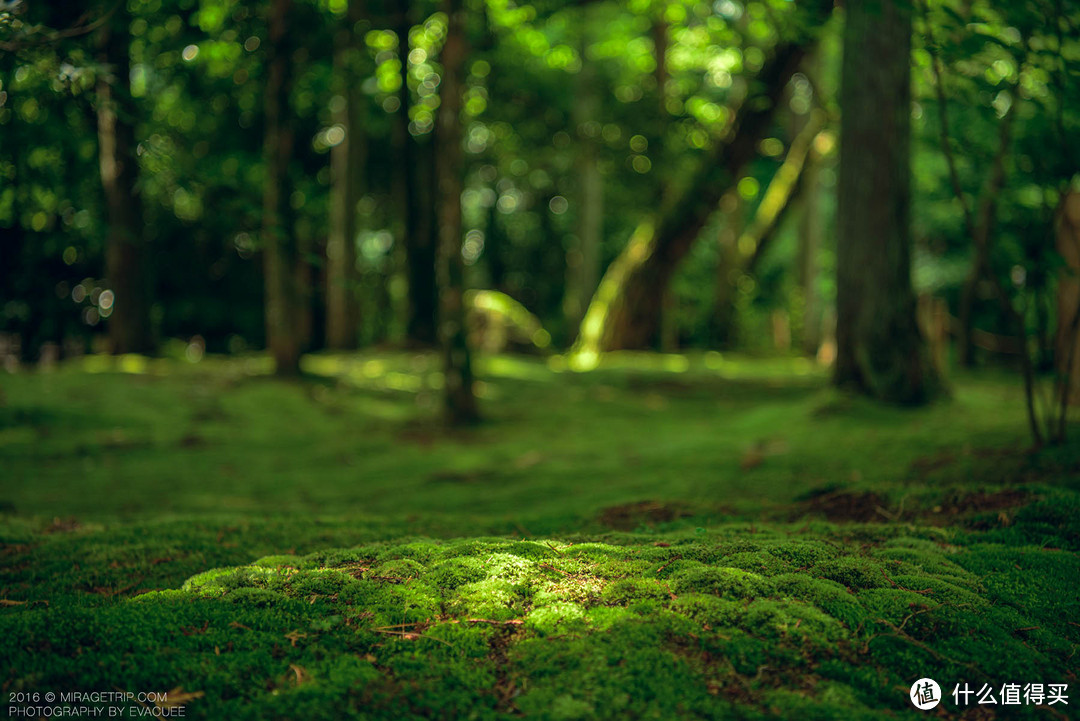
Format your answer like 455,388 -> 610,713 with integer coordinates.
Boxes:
835,0 -> 935,403
728,109 -> 825,346
711,192 -> 742,347
396,1 -> 439,347
710,110 -> 821,347
262,0 -> 301,375
97,5 -> 152,355
564,43 -> 603,340
572,13 -> 829,360
294,220 -> 314,352
484,200 -> 506,291
740,109 -> 824,276
956,258 -> 982,367
326,0 -> 366,350
1056,191 -> 1080,409
797,145 -> 823,356
436,0 -> 478,424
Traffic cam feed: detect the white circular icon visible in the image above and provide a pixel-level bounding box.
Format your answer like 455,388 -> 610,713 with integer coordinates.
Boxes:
910,678 -> 941,710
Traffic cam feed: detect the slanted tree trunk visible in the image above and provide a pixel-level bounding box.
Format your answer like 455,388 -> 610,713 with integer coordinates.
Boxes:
396,0 -> 439,347
739,109 -> 824,275
262,0 -> 301,375
436,0 -> 478,424
572,8 -> 829,359
835,0 -> 935,403
714,108 -> 824,346
326,0 -> 366,349
97,4 -> 152,355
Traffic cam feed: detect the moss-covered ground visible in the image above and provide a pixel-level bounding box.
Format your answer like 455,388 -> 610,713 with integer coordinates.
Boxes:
1,351 -> 1078,719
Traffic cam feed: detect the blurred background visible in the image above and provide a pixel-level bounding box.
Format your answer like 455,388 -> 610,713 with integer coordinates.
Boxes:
0,0 -> 1078,432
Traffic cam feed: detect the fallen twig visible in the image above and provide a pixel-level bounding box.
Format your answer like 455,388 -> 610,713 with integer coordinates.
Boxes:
374,628 -> 453,646
655,554 -> 682,575
880,569 -> 933,595
539,562 -> 573,578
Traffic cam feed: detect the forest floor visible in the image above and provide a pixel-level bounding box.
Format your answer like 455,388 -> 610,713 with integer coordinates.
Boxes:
1,351 -> 1078,720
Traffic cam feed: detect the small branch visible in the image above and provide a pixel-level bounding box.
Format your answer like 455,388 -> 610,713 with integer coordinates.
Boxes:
374,628 -> 453,646
539,562 -> 574,578
655,554 -> 682,575
880,568 -> 933,595
460,618 -> 525,627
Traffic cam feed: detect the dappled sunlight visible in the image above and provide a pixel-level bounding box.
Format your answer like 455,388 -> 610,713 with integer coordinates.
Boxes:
0,355 -> 1066,525
2,0 -> 1077,713
302,353 -> 439,402
553,349 -> 825,383
95,529 -> 1074,718
475,354 -> 554,382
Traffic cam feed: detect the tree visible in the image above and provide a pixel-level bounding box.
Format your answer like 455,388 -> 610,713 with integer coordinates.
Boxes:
571,0 -> 832,361
834,0 -> 935,403
396,0 -> 439,347
436,0 -> 479,423
326,0 -> 365,350
96,1 -> 152,354
262,0 -> 302,375
1056,191 -> 1080,413
562,13 -> 603,341
711,107 -> 826,347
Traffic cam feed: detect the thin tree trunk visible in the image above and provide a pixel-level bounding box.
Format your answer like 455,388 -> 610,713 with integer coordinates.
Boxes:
97,5 -> 152,355
571,11 -> 829,359
835,0 -> 935,403
564,38 -> 603,341
712,109 -> 822,347
739,109 -> 824,275
1056,191 -> 1080,423
957,257 -> 982,366
797,146 -> 823,356
711,192 -> 742,347
397,0 -> 438,347
326,0 -> 365,349
920,0 -> 1043,437
484,200 -> 506,291
436,0 -> 478,424
262,0 -> 301,376
294,221 -> 314,351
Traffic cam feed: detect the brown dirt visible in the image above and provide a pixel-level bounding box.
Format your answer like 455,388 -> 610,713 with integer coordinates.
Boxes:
934,489 -> 1032,516
791,487 -> 1034,525
598,500 -> 696,530
794,490 -> 892,523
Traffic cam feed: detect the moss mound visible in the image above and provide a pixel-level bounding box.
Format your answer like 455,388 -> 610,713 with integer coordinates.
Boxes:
5,526 -> 1075,720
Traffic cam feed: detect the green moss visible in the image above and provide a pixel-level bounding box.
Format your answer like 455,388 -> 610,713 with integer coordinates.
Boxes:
815,556 -> 891,590
670,564 -> 774,598
183,565 -> 291,596
1,357 -> 1077,719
